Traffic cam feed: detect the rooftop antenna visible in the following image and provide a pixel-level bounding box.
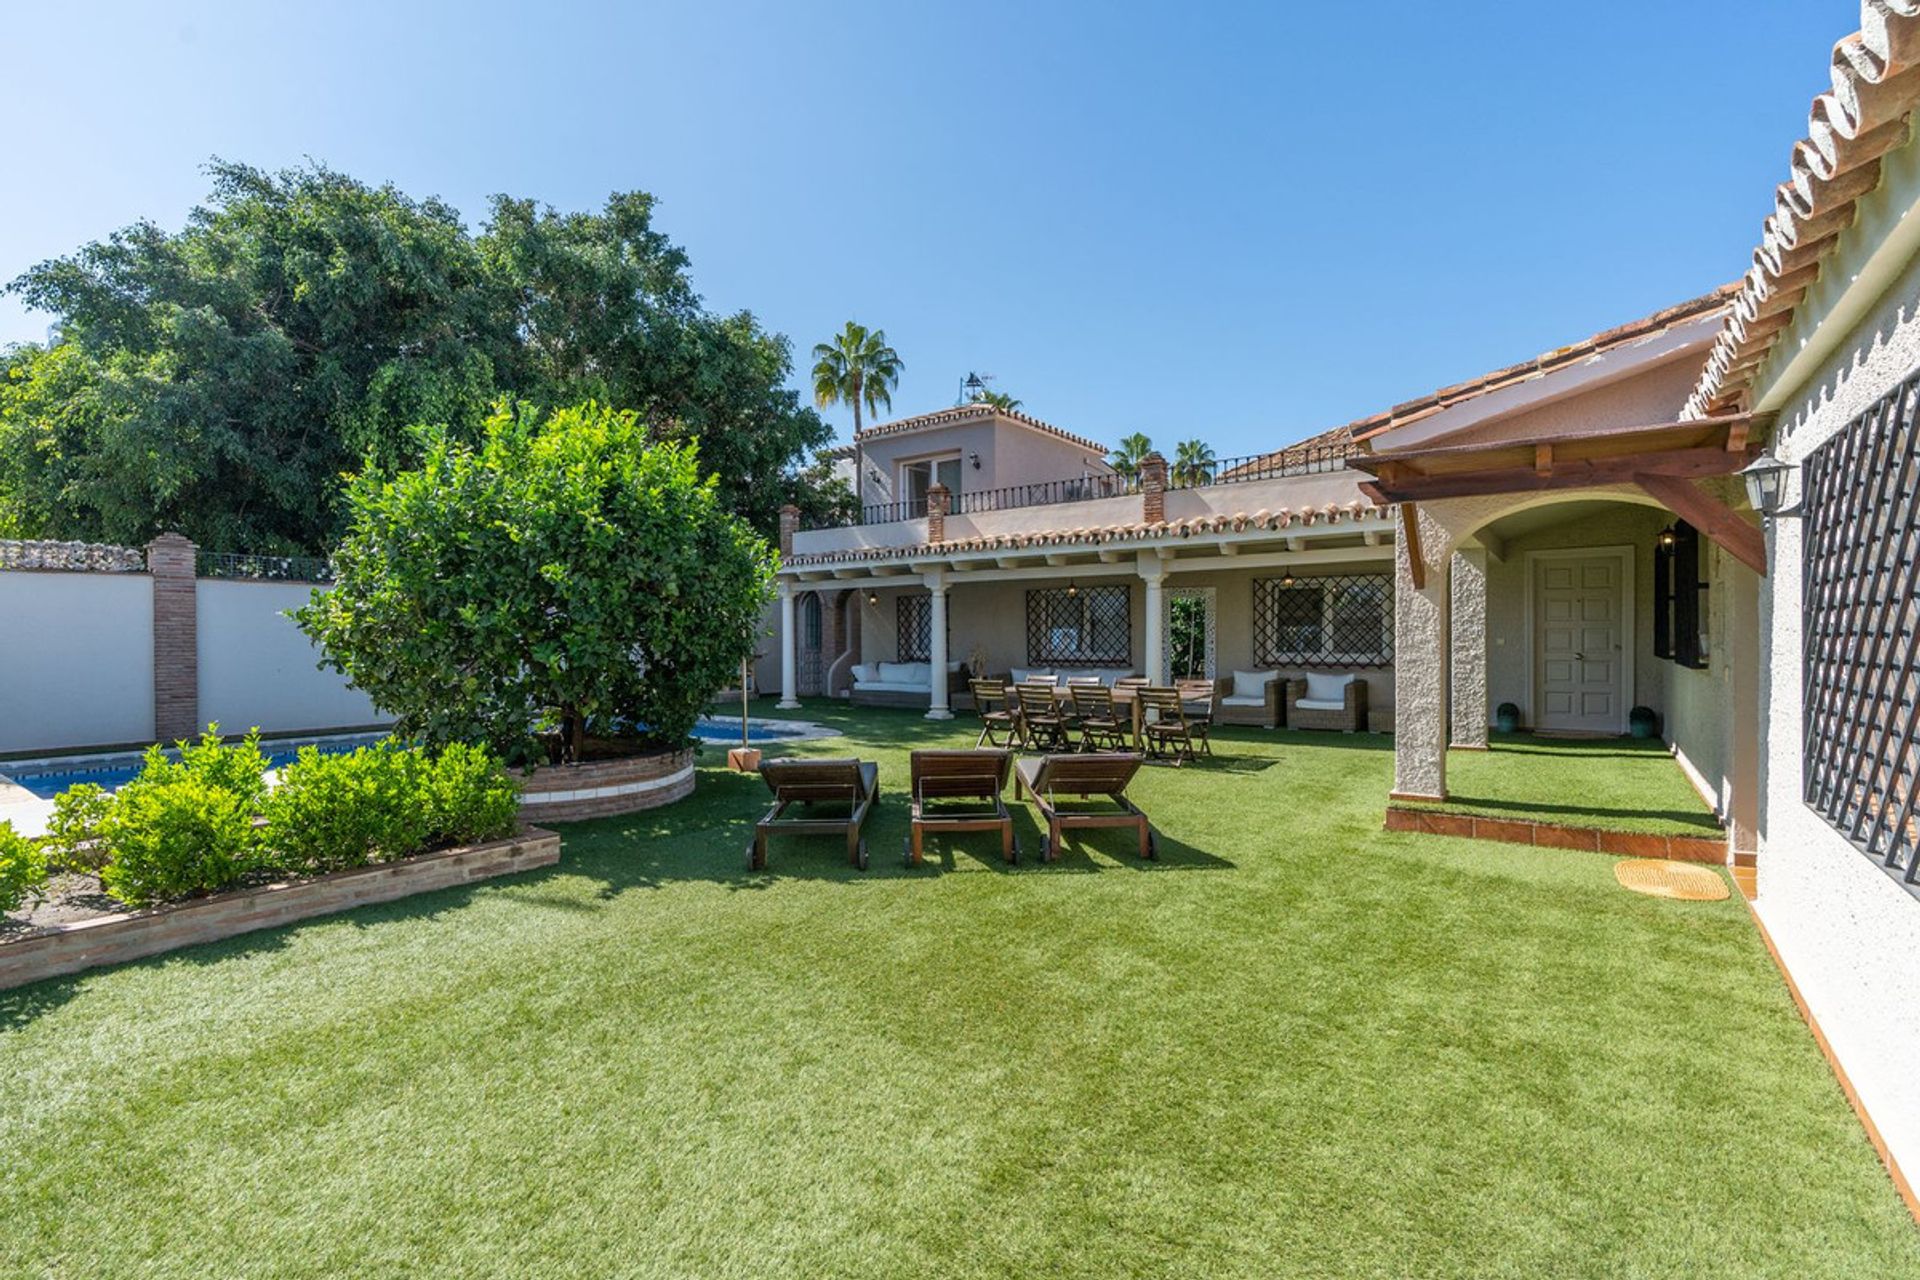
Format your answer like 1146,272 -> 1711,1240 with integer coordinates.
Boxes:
958,370 -> 994,404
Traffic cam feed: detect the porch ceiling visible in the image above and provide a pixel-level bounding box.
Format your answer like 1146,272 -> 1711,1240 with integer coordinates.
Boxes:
1350,414 -> 1758,504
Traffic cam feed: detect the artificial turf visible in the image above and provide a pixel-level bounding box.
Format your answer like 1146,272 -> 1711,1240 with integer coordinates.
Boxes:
1,704 -> 1911,1277
1396,732 -> 1726,837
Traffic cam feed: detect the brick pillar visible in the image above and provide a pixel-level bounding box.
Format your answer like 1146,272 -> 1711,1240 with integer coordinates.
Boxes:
778,504 -> 800,558
926,484 -> 949,543
147,533 -> 199,743
1141,453 -> 1168,524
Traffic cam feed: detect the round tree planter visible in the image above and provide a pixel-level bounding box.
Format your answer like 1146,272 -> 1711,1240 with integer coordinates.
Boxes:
516,747 -> 696,822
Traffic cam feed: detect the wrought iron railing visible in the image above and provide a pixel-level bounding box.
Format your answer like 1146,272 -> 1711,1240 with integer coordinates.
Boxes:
1167,440 -> 1360,490
954,473 -> 1138,514
195,550 -> 334,583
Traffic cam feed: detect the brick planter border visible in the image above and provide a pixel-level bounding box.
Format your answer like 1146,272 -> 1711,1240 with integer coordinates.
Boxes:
517,748 -> 696,822
0,826 -> 560,992
1383,806 -> 1725,863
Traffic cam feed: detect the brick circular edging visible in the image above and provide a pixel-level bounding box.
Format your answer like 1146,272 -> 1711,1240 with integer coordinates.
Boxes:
1383,806 -> 1726,863
516,748 -> 696,822
0,827 -> 561,992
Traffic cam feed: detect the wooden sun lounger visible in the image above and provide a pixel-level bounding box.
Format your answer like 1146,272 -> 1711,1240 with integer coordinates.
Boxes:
751,758 -> 879,870
908,749 -> 1016,865
1013,752 -> 1154,862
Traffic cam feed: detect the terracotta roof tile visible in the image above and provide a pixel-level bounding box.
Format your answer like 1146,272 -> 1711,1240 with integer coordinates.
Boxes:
1688,2 -> 1920,417
855,403 -> 1110,456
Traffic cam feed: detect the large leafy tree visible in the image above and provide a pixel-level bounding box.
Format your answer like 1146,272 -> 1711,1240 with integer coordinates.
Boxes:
810,321 -> 903,434
2,163 -> 835,551
296,401 -> 775,765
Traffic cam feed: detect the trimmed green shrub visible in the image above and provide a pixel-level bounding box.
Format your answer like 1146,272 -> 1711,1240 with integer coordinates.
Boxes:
422,743 -> 520,847
96,774 -> 259,907
43,783 -> 113,874
261,745 -> 432,875
148,725 -> 271,808
0,820 -> 49,914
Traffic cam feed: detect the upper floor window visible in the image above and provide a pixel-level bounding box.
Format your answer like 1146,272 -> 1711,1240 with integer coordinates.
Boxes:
900,455 -> 963,512
1253,574 -> 1393,667
1802,368 -> 1920,899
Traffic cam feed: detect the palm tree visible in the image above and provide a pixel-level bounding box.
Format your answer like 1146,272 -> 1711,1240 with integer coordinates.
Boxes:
1108,432 -> 1154,482
978,389 -> 1022,411
811,322 -> 904,435
1173,438 -> 1217,487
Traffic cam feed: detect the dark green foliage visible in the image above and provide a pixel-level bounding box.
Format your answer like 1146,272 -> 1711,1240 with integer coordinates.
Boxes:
2,162 -> 835,551
261,745 -> 431,875
0,820 -> 48,914
296,401 -> 775,762
95,773 -> 258,906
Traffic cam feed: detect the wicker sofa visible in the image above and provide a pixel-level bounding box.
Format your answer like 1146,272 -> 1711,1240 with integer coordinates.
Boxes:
1212,671 -> 1283,727
1285,674 -> 1369,732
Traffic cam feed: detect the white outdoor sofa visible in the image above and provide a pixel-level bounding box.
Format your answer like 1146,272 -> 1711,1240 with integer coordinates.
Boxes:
849,661 -> 970,709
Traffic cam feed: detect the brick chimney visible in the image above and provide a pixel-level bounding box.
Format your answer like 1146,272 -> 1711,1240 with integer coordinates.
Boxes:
1140,453 -> 1169,524
926,484 -> 949,543
778,504 -> 800,558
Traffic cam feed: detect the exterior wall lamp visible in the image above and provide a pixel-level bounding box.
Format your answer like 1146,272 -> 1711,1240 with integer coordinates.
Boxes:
866,590 -> 878,606
1740,450 -> 1801,518
1657,526 -> 1677,551
968,452 -> 981,469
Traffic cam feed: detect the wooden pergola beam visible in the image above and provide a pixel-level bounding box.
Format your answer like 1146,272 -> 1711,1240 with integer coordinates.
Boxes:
1634,473 -> 1768,576
1360,444 -> 1754,502
1400,503 -> 1425,589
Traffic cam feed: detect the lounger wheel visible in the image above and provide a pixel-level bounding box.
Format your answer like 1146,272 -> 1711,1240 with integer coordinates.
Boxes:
856,838 -> 869,871
1146,828 -> 1159,860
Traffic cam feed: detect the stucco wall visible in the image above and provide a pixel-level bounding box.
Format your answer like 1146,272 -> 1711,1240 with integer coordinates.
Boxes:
1753,239 -> 1920,1177
1439,351 -> 1703,447
196,581 -> 384,735
0,571 -> 155,752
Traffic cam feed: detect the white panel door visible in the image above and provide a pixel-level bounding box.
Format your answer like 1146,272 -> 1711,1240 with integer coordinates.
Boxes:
1534,555 -> 1625,733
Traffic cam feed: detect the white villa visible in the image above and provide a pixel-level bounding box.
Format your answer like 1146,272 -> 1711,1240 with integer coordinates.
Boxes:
767,0 -> 1920,1212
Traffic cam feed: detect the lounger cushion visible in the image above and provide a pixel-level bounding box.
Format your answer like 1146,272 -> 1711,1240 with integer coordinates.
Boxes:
1304,672 -> 1354,702
1294,697 -> 1345,712
855,681 -> 933,694
851,663 -> 878,685
1231,669 -> 1278,699
1219,695 -> 1267,708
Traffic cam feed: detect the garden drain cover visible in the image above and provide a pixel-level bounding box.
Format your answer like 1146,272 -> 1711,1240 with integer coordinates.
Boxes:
1613,858 -> 1728,901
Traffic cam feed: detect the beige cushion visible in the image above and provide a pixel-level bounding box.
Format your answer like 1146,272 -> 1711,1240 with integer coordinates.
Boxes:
1304,672 -> 1353,702
1231,669 -> 1277,700
1294,697 -> 1345,712
1219,695 -> 1267,708
851,663 -> 878,685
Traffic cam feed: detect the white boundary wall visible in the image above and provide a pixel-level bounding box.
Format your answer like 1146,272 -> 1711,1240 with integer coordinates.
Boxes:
197,580 -> 382,736
0,571 -> 155,752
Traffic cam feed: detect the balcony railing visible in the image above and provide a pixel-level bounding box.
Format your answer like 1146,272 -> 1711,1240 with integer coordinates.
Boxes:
799,439 -> 1361,530
1165,440 -> 1359,490
195,550 -> 335,583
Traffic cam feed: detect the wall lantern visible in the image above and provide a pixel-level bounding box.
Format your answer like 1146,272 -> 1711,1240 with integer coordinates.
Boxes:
969,451 -> 981,470
866,590 -> 878,606
1066,580 -> 1078,598
1656,526 -> 1677,551
1740,450 -> 1801,518
1280,571 -> 1296,588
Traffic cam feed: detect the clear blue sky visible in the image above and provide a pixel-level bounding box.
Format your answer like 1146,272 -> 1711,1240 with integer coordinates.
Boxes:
0,1 -> 1852,456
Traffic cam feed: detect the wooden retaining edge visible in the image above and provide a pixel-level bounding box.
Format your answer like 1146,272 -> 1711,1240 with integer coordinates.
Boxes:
1742,896 -> 1920,1225
1383,806 -> 1726,863
0,827 -> 561,992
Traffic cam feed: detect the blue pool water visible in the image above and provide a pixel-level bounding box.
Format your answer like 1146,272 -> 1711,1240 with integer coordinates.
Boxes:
2,720 -> 817,800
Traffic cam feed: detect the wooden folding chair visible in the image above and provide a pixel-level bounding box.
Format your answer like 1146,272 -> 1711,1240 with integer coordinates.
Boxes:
907,749 -> 1017,864
1013,752 -> 1154,861
1138,686 -> 1211,764
1016,683 -> 1072,752
970,678 -> 1017,748
1069,683 -> 1129,752
751,758 -> 879,870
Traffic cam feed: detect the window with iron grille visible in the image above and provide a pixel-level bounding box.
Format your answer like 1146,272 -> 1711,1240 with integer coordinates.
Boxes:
1254,574 -> 1393,666
897,595 -> 933,661
1653,521 -> 1709,669
1026,585 -> 1131,666
1801,366 -> 1920,899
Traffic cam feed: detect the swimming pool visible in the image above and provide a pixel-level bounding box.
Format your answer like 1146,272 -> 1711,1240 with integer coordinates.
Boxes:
0,718 -> 831,800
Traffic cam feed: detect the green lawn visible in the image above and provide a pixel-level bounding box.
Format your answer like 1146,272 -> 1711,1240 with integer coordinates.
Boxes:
1398,732 -> 1726,836
1,704 -> 1911,1277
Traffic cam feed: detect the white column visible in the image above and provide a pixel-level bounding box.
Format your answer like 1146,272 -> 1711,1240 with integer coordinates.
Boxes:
1393,508 -> 1451,800
1449,546 -> 1488,749
925,571 -> 952,720
776,582 -> 801,709
1140,552 -> 1166,685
